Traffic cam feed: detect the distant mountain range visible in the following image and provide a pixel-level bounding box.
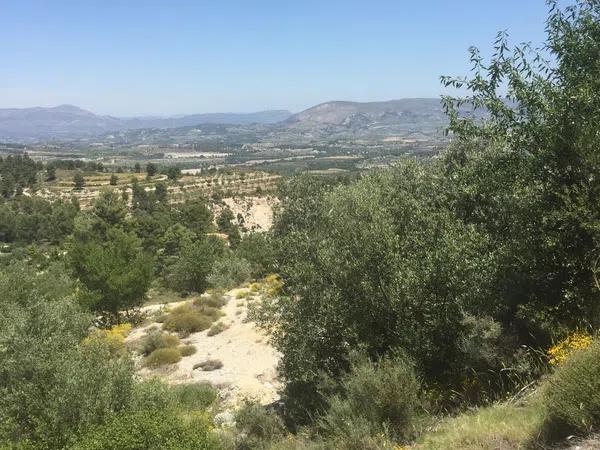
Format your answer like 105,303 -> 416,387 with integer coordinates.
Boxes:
0,99 -> 467,142
0,105 -> 292,140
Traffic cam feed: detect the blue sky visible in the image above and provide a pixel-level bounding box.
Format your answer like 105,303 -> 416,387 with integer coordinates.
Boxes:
1,1 -> 553,116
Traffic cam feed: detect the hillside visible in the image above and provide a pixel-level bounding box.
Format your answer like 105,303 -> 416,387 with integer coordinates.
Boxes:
0,105 -> 291,140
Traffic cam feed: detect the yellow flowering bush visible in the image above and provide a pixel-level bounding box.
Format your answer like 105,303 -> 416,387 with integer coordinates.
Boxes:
84,323 -> 132,356
263,273 -> 283,297
547,331 -> 592,365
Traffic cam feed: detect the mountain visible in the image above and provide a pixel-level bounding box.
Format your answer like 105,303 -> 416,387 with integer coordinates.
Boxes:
274,98 -> 452,141
0,105 -> 292,140
285,99 -> 446,127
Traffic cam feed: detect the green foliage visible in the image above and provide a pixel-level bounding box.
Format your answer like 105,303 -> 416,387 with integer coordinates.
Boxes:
91,191 -> 127,229
109,173 -> 118,185
69,407 -> 218,450
318,352 -> 421,442
0,196 -> 78,244
69,227 -> 154,316
145,162 -> 157,178
138,328 -> 180,356
179,344 -> 197,356
235,232 -> 276,278
0,154 -> 40,197
177,199 -> 214,236
269,167 -> 496,416
143,347 -> 182,368
171,383 -> 217,410
73,171 -> 85,190
162,304 -> 214,334
194,290 -> 227,309
207,254 -> 252,290
164,236 -> 225,293
207,321 -> 227,336
441,0 -> 600,338
234,403 -> 287,450
541,339 -> 600,440
217,207 -> 241,247
0,263 -> 135,449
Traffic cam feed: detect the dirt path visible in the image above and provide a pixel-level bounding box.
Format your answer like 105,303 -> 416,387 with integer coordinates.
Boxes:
129,288 -> 281,409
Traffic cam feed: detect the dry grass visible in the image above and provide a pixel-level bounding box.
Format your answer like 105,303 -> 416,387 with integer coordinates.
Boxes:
414,401 -> 545,450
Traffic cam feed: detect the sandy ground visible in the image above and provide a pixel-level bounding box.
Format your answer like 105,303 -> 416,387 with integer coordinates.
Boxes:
128,288 -> 281,409
214,196 -> 279,232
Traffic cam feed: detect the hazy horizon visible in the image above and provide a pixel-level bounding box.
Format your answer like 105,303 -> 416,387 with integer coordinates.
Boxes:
2,0 -> 551,116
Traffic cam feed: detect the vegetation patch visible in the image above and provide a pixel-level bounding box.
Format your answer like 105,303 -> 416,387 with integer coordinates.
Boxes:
138,328 -> 180,356
171,383 -> 218,410
207,321 -> 227,336
143,348 -> 182,368
162,304 -> 213,335
179,344 -> 197,357
541,339 -> 600,441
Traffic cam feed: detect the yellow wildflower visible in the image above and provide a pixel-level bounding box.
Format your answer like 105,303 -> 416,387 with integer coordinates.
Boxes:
548,331 -> 593,365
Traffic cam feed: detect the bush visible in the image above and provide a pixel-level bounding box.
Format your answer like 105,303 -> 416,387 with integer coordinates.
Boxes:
234,403 -> 286,450
162,304 -> 213,334
139,329 -> 180,356
318,351 -> 421,441
193,359 -> 223,371
194,290 -> 227,308
130,379 -> 177,411
163,237 -> 225,294
171,383 -> 218,410
179,344 -> 197,356
143,348 -> 182,368
235,290 -> 249,299
207,255 -> 252,290
70,407 -> 219,450
207,321 -> 227,336
541,339 -> 600,440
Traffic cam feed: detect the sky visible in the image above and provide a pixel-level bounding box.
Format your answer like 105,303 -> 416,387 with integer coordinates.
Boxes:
0,0 -> 554,116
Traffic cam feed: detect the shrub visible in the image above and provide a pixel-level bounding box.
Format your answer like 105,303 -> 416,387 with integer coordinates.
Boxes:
194,290 -> 227,308
541,339 -> 600,440
163,237 -> 225,294
207,321 -> 227,336
179,344 -> 197,356
138,329 -> 180,356
171,383 -> 218,410
84,323 -> 132,356
162,305 -> 213,334
193,359 -> 223,371
318,351 -> 421,441
70,407 -> 219,450
207,255 -> 252,290
143,348 -> 182,368
196,305 -> 223,321
235,290 -> 249,299
234,403 -> 287,449
130,379 -> 177,411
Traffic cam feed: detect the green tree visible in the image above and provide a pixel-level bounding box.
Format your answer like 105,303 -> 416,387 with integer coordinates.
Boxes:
164,236 -> 225,293
46,164 -> 56,181
146,163 -> 157,179
217,207 -> 241,247
0,262 -> 134,449
440,0 -> 600,339
69,227 -> 154,316
73,171 -> 85,190
109,173 -> 118,186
